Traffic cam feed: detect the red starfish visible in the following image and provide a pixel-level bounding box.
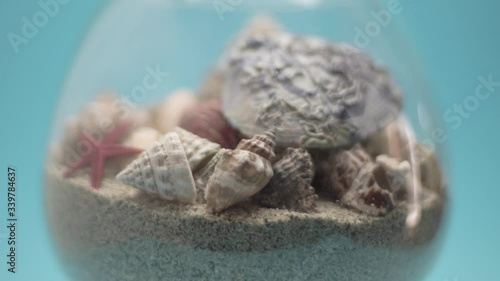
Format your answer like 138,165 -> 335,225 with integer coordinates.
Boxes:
64,123 -> 143,189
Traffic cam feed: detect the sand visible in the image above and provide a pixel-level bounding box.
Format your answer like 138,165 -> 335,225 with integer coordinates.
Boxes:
45,162 -> 445,281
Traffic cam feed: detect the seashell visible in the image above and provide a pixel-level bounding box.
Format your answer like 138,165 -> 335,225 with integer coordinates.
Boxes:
179,99 -> 242,149
193,149 -> 227,202
198,69 -> 225,101
153,89 -> 198,133
123,126 -> 162,150
116,132 -> 196,204
340,163 -> 395,216
255,148 -> 317,212
414,144 -> 444,194
221,29 -> 402,148
175,127 -> 221,173
204,129 -> 276,213
375,154 -> 411,199
205,149 -> 273,214
235,129 -> 276,160
320,145 -> 373,200
55,92 -> 153,167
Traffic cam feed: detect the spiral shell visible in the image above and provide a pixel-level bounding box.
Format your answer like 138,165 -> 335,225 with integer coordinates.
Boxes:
116,132 -> 196,204
175,127 -> 221,173
256,148 -> 317,212
205,149 -> 273,214
179,100 -> 241,149
235,129 -> 276,160
204,129 -> 276,213
321,145 -> 372,200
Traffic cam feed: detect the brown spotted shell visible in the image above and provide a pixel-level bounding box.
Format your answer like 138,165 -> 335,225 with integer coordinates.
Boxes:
205,149 -> 273,214
255,147 -> 317,212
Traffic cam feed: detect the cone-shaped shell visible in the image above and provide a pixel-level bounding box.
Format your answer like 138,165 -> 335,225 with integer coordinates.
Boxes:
235,129 -> 276,160
222,30 -> 402,148
205,149 -> 273,214
116,132 -> 196,204
256,148 -> 317,212
175,127 -> 221,173
321,145 -> 372,200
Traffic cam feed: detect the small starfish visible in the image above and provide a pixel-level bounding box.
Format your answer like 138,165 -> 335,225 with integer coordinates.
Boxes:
64,123 -> 143,189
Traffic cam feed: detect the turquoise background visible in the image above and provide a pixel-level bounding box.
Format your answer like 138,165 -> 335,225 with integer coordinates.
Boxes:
1,0 -> 499,280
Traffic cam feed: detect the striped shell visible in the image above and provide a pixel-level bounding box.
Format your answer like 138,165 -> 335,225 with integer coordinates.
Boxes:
204,129 -> 276,213
116,132 -> 196,204
175,127 -> 221,173
256,148 -> 317,212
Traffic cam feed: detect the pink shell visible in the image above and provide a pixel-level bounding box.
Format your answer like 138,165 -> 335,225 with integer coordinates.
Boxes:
179,100 -> 242,149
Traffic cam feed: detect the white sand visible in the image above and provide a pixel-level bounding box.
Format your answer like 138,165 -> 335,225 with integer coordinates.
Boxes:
46,163 -> 444,281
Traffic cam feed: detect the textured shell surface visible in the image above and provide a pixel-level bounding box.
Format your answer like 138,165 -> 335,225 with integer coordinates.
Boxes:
256,147 -> 317,212
221,30 -> 402,148
175,127 -> 221,173
194,148 -> 227,192
205,149 -> 273,214
235,129 -> 276,160
179,100 -> 241,149
340,163 -> 396,216
322,145 -> 372,200
116,132 -> 196,204
154,89 -> 198,133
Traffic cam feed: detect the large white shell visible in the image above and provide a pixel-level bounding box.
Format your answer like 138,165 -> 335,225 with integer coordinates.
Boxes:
205,149 -> 273,214
222,31 -> 402,148
175,127 -> 221,173
153,89 -> 198,133
116,132 -> 196,204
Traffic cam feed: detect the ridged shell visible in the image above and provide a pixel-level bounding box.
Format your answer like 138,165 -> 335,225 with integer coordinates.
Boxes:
193,149 -> 227,201
235,129 -> 276,160
154,89 -> 198,133
221,30 -> 402,148
321,145 -> 372,200
175,127 -> 221,173
116,132 -> 196,204
362,119 -> 409,160
179,100 -> 241,149
256,148 -> 317,212
375,155 -> 410,199
205,149 -> 273,213
340,163 -> 395,216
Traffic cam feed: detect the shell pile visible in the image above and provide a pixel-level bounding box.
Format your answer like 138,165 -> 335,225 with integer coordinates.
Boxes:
59,16 -> 444,217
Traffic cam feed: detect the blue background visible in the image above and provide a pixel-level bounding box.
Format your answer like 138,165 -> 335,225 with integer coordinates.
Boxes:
0,0 -> 499,280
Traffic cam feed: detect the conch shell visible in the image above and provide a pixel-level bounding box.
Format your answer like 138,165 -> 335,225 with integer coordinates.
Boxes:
205,130 -> 276,213
175,127 -> 221,173
116,132 -> 196,204
153,89 -> 198,133
256,148 -> 317,212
